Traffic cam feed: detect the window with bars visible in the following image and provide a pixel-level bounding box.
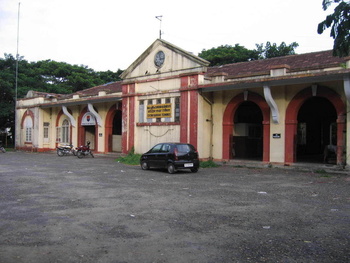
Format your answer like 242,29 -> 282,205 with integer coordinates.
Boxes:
43,122 -> 49,141
56,119 -> 70,143
139,100 -> 144,123
175,97 -> 180,122
147,99 -> 153,123
56,127 -> 61,142
165,98 -> 171,122
25,116 -> 33,142
156,99 -> 162,123
62,119 -> 69,143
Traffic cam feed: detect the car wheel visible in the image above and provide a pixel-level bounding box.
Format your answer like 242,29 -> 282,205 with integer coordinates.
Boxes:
141,161 -> 149,170
167,163 -> 177,174
190,168 -> 198,173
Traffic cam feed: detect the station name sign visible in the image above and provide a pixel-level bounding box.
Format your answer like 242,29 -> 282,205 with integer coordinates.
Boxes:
147,103 -> 172,118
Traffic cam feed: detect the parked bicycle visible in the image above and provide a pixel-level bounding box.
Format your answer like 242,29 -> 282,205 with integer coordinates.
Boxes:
76,141 -> 94,158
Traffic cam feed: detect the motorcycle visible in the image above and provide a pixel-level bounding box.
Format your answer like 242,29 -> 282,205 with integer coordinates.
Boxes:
76,141 -> 94,158
0,141 -> 6,153
56,144 -> 76,157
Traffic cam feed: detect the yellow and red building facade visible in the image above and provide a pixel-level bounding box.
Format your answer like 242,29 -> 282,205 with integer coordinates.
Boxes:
16,39 -> 350,166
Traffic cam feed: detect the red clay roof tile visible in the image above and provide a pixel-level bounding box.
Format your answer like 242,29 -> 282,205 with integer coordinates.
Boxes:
206,50 -> 348,78
75,81 -> 122,96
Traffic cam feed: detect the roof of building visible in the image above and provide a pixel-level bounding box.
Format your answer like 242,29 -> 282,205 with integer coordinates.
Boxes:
205,50 -> 348,78
24,81 -> 123,100
74,81 -> 122,96
25,90 -> 69,99
23,49 -> 349,102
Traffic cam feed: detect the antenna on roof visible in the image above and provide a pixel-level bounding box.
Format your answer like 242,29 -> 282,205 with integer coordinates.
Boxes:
155,15 -> 163,39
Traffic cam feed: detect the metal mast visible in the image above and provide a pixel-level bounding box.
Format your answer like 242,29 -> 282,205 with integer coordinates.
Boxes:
14,2 -> 21,150
155,15 -> 163,39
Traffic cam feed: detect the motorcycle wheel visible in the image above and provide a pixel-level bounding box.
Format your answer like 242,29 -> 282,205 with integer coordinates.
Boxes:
57,149 -> 64,157
77,151 -> 84,158
72,149 -> 77,156
0,147 -> 6,153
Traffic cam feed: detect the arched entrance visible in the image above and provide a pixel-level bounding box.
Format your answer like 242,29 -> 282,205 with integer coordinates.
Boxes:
20,110 -> 35,150
105,103 -> 122,152
297,97 -> 337,163
78,108 -> 98,151
232,101 -> 263,160
285,86 -> 346,165
223,92 -> 270,162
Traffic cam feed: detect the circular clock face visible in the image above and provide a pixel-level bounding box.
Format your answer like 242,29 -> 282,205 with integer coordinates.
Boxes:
154,51 -> 165,67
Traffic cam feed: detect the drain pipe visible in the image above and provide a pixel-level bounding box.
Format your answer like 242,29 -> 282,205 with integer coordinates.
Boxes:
263,85 -> 280,124
344,75 -> 350,104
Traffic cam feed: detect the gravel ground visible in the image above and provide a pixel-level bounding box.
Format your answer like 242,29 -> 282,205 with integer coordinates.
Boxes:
0,151 -> 349,263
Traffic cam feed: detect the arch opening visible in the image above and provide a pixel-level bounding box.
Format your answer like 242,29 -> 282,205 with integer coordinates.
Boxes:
231,101 -> 263,160
111,110 -> 122,152
78,108 -> 98,151
105,103 -> 122,153
297,97 -> 337,163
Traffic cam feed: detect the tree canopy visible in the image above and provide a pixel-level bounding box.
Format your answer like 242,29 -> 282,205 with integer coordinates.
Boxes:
198,44 -> 260,66
255,42 -> 299,59
198,41 -> 299,66
318,0 -> 350,57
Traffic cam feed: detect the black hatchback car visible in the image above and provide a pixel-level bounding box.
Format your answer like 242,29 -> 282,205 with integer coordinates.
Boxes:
140,143 -> 199,174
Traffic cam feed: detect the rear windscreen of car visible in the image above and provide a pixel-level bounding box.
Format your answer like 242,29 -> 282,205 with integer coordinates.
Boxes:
176,144 -> 192,153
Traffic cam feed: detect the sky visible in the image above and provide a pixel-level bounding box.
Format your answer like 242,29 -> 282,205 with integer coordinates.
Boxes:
0,0 -> 335,72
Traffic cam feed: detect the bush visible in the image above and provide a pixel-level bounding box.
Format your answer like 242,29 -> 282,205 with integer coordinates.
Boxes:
116,148 -> 141,165
200,160 -> 220,168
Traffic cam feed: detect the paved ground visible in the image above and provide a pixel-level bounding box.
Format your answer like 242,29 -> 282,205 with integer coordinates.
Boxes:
0,151 -> 349,263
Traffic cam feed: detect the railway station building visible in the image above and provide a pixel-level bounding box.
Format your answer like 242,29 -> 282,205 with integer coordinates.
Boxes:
15,39 -> 350,166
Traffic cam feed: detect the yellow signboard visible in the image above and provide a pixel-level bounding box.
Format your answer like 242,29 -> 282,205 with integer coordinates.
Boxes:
147,103 -> 172,118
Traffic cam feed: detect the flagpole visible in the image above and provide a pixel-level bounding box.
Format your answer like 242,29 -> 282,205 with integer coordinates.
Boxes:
15,2 -> 20,150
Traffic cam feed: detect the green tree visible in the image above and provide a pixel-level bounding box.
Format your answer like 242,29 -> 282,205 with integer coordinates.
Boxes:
198,42 -> 299,66
96,69 -> 124,84
256,41 -> 299,59
33,60 -> 123,94
198,44 -> 260,66
318,0 -> 350,57
0,54 -> 17,132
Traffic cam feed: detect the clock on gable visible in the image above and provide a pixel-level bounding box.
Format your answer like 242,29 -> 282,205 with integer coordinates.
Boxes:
154,51 -> 165,67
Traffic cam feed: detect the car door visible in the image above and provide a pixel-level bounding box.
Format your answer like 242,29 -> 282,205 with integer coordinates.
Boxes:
147,143 -> 163,168
156,143 -> 171,168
